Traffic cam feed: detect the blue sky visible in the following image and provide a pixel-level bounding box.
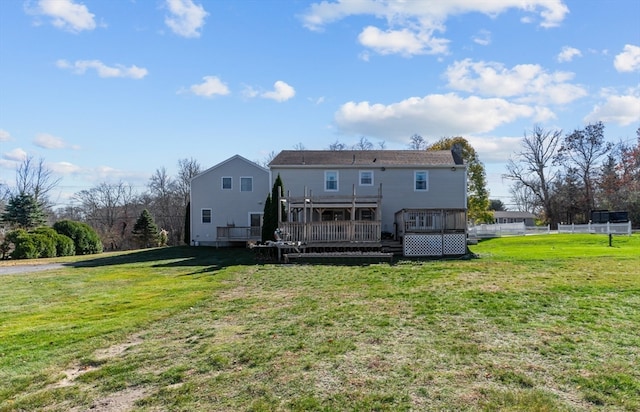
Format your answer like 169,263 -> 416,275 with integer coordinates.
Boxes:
1,0 -> 639,208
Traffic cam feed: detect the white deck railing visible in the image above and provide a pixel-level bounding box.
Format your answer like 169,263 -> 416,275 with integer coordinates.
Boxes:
279,221 -> 381,243
217,226 -> 261,241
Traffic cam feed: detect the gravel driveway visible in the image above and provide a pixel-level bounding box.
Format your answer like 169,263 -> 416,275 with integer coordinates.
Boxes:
0,263 -> 66,276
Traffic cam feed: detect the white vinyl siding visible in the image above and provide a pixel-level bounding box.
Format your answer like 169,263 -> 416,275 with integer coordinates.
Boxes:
325,171 -> 338,191
240,177 -> 253,192
414,171 -> 428,191
221,176 -> 232,190
359,170 -> 373,186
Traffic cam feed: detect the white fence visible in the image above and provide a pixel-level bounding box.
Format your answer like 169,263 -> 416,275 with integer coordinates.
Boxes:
468,222 -> 551,238
557,221 -> 632,235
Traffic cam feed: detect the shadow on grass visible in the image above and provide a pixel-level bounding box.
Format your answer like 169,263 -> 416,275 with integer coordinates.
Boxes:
66,246 -> 256,275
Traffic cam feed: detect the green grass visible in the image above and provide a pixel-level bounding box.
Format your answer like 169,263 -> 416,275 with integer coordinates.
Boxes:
1,234 -> 639,411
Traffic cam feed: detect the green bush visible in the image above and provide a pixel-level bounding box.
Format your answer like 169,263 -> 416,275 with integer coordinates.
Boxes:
53,220 -> 103,255
55,233 -> 75,256
32,227 -> 75,257
31,233 -> 56,258
3,228 -> 76,259
9,231 -> 38,259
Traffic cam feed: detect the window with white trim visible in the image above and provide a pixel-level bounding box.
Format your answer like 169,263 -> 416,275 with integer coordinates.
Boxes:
240,177 -> 253,192
221,176 -> 232,190
325,171 -> 338,191
359,170 -> 373,186
414,171 -> 428,191
201,209 -> 212,223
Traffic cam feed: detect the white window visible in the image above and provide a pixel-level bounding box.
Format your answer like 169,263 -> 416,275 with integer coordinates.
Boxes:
414,171 -> 428,191
240,177 -> 253,192
325,171 -> 338,191
359,170 -> 373,186
221,177 -> 232,190
201,209 -> 212,223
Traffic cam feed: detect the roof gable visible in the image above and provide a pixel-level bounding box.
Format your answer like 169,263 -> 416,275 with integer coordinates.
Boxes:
192,154 -> 268,182
269,150 -> 457,167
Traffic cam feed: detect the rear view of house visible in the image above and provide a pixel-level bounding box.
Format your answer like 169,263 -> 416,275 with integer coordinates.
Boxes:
189,155 -> 269,247
269,150 -> 468,257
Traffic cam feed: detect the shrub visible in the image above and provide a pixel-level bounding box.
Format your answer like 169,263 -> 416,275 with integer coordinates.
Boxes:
53,220 -> 103,255
8,231 -> 38,259
32,227 -> 75,257
55,234 -> 75,256
31,233 -> 56,258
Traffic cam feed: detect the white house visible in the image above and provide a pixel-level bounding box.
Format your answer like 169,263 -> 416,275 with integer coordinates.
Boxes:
270,150 -> 468,256
189,155 -> 269,247
190,150 -> 468,256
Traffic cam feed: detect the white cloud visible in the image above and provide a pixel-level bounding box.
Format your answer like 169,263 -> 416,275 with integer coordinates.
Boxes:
358,26 -> 448,56
0,148 -> 27,171
3,148 -> 28,162
33,0 -> 96,33
614,44 -> 640,72
165,0 -> 208,38
183,76 -> 230,97
472,30 -> 491,46
241,85 -> 259,99
301,0 -> 568,56
261,81 -> 296,102
334,93 -> 534,141
91,166 -> 149,184
584,93 -> 640,126
56,59 -> 148,79
557,46 -> 582,62
445,59 -> 587,105
465,135 -> 524,163
0,129 -> 11,142
49,161 -> 81,175
33,133 -> 79,150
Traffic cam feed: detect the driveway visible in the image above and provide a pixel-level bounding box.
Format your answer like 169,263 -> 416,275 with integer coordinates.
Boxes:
0,263 -> 66,276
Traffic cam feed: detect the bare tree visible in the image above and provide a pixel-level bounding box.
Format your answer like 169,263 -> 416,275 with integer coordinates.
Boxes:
353,136 -> 373,150
257,151 -> 277,168
328,140 -> 347,151
74,182 -> 138,250
556,122 -> 613,219
377,140 -> 387,150
504,125 -> 561,225
14,156 -> 61,204
408,134 -> 427,150
176,158 -> 201,205
293,142 -> 306,150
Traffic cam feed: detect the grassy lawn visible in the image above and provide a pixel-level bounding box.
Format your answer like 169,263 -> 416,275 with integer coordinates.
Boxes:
1,234 -> 638,411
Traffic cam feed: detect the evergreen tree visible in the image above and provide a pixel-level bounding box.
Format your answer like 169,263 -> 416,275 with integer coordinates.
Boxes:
1,193 -> 46,230
261,174 -> 286,242
184,202 -> 191,245
261,194 -> 273,242
132,209 -> 160,248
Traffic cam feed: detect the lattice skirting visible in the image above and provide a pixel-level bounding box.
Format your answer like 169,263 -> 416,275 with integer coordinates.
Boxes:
443,233 -> 467,255
404,234 -> 466,256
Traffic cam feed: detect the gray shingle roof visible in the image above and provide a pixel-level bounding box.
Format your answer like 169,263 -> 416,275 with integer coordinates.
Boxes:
269,150 -> 457,167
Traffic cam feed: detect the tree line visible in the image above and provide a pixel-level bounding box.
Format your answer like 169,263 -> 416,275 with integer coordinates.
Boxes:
1,157 -> 201,254
505,123 -> 639,227
1,122 -> 638,256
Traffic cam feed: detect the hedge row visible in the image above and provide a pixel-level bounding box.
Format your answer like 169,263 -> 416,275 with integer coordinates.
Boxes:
1,220 -> 102,260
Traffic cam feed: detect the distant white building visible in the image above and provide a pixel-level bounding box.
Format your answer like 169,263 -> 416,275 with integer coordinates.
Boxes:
493,211 -> 537,226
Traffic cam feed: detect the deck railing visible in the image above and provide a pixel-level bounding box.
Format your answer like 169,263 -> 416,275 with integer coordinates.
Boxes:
217,226 -> 261,241
279,221 -> 381,243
